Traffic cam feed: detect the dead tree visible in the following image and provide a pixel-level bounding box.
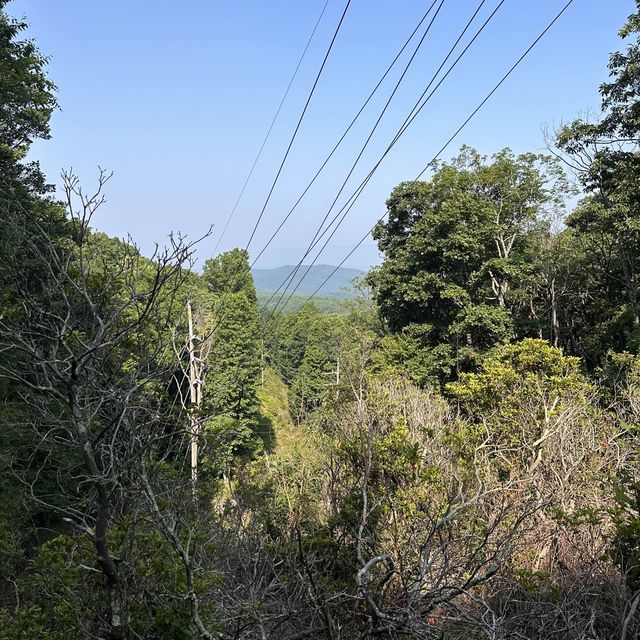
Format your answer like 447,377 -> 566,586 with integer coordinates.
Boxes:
0,171 -> 215,638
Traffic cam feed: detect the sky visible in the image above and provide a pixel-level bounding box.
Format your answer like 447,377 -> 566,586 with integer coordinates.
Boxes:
8,0 -> 636,270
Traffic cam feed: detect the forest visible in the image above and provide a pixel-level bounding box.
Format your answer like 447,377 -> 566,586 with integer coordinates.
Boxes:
1,1 -> 640,639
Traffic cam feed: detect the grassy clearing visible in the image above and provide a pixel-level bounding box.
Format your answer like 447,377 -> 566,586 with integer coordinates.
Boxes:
257,367 -> 307,457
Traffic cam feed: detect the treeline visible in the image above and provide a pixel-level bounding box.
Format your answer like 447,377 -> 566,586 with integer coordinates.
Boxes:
1,1 -> 640,639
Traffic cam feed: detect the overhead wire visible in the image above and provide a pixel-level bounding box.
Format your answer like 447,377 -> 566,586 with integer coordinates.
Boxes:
212,0 -> 331,256
285,0 -> 576,312
249,0 -> 443,267
244,0 -> 353,251
198,0 -> 352,345
264,0 -> 505,317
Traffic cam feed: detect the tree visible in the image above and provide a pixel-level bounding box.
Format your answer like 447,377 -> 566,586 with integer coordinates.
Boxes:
557,1 -> 640,348
202,247 -> 256,302
0,172 -> 216,639
288,314 -> 340,423
201,249 -> 262,464
0,0 -> 56,195
369,147 -> 568,381
263,302 -> 320,384
0,0 -> 66,315
0,3 -> 71,620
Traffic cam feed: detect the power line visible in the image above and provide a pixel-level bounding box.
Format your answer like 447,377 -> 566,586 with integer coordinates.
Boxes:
244,0 -> 352,252
289,0 -> 576,312
249,0 -> 443,268
265,0 -> 504,317
212,0 -> 331,256
198,0 -> 350,346
270,0 -> 495,314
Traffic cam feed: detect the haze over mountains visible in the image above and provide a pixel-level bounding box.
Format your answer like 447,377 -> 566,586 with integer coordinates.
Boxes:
251,264 -> 363,298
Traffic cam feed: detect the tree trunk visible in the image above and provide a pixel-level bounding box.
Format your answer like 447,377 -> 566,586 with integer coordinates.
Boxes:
550,277 -> 559,347
71,393 -> 127,639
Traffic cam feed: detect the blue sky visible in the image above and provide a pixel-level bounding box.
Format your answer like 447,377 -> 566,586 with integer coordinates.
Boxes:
9,0 -> 635,270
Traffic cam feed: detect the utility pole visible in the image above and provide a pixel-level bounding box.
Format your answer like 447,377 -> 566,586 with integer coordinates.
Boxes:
261,339 -> 265,387
323,358 -> 340,401
187,300 -> 203,491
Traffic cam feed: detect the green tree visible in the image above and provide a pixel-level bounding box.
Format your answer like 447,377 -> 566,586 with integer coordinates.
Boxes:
201,249 -> 262,462
202,247 -> 256,302
263,303 -> 321,384
0,0 -> 56,194
0,2 -> 69,614
0,173 -> 217,638
555,5 -> 640,610
558,2 -> 640,349
288,314 -> 341,423
369,147 -> 567,380
0,0 -> 67,313
447,338 -> 590,420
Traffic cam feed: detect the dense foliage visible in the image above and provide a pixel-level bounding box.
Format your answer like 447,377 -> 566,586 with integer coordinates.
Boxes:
1,2 -> 640,639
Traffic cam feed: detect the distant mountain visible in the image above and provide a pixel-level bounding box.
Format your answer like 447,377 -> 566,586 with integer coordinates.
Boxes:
252,264 -> 364,299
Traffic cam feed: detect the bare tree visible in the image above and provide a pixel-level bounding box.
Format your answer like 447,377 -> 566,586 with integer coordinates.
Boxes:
0,171 -> 215,638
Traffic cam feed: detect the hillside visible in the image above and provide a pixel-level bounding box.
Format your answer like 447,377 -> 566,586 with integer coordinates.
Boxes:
256,292 -> 348,314
251,264 -> 363,298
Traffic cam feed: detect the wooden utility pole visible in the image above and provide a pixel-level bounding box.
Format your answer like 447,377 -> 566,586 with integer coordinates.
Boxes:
187,300 -> 203,490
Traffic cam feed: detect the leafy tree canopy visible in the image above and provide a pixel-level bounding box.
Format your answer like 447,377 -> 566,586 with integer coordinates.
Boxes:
0,0 -> 57,193
369,147 -> 568,380
558,2 -> 640,339
202,248 -> 256,303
